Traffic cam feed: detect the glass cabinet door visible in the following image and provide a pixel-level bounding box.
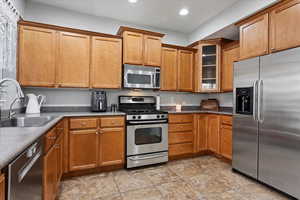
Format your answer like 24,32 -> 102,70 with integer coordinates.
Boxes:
202,45 -> 217,90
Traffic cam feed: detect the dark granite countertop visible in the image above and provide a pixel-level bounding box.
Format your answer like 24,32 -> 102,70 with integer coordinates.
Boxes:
160,106 -> 233,115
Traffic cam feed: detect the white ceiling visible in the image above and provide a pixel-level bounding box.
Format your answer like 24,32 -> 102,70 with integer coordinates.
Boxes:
28,0 -> 240,34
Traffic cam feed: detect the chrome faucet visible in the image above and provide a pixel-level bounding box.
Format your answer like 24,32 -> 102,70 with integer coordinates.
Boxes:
0,78 -> 25,119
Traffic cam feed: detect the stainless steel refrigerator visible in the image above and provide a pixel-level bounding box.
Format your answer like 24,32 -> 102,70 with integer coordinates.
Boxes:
233,47 -> 300,199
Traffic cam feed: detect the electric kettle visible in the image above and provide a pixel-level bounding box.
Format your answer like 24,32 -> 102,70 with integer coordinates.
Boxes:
25,94 -> 45,114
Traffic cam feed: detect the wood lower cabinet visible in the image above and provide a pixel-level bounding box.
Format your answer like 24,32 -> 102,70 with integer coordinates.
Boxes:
0,174 -> 4,200
220,116 -> 233,160
207,115 -> 221,154
161,47 -> 178,91
195,114 -> 208,153
91,37 -> 122,88
99,127 -> 125,166
123,31 -> 144,65
69,129 -> 99,171
57,32 -> 90,88
270,0 -> 300,52
19,25 -> 56,87
221,42 -> 239,92
178,50 -> 194,92
239,13 -> 269,60
144,35 -> 162,66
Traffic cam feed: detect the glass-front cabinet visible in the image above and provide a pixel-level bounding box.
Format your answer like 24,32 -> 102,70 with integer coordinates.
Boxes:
194,40 -> 221,93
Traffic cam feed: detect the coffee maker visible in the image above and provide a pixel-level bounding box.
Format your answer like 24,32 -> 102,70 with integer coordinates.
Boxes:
91,91 -> 107,112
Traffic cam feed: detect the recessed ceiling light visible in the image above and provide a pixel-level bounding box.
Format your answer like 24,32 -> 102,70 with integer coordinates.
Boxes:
128,0 -> 138,3
179,8 -> 189,16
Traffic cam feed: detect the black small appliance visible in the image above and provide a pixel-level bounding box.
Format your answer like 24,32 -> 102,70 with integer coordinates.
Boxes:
91,91 -> 107,112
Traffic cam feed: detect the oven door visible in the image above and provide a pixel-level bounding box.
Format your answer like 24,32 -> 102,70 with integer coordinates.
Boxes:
127,122 -> 168,156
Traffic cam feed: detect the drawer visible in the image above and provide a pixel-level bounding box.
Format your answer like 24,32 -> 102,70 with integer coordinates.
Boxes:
169,123 -> 193,132
169,131 -> 193,144
45,127 -> 57,152
169,143 -> 193,157
169,114 -> 193,124
100,117 -> 124,128
70,118 -> 98,129
221,115 -> 232,126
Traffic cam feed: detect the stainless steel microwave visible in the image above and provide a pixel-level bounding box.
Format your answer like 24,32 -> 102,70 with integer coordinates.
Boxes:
123,64 -> 160,89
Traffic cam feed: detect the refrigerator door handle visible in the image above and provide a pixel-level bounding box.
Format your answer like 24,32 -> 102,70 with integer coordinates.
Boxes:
253,80 -> 258,121
258,80 -> 264,123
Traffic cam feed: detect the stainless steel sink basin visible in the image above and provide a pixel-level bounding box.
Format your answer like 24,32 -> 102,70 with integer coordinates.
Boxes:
0,116 -> 56,127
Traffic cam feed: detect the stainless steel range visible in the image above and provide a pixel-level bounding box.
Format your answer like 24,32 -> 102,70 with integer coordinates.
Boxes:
119,96 -> 168,168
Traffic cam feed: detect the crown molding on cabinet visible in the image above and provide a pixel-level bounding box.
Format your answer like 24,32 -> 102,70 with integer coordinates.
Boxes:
117,26 -> 165,38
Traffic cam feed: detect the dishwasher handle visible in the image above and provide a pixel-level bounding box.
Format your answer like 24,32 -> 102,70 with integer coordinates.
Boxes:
18,150 -> 42,183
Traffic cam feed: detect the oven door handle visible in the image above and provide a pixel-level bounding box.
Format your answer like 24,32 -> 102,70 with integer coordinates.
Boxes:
128,154 -> 167,161
128,120 -> 168,124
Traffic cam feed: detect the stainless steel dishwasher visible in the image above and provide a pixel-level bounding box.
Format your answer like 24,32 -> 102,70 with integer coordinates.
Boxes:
7,137 -> 44,200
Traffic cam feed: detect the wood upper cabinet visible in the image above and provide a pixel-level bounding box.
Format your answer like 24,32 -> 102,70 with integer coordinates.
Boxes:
0,174 -> 4,200
144,35 -> 162,66
57,32 -> 90,88
207,115 -> 221,154
239,13 -> 269,60
270,0 -> 300,52
178,50 -> 194,92
91,36 -> 122,88
99,127 -> 125,166
161,47 -> 178,91
221,42 -> 239,92
19,25 -> 56,87
123,31 -> 144,65
69,129 -> 98,171
43,143 -> 58,200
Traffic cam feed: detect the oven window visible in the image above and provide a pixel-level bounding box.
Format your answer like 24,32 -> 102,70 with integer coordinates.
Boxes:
135,127 -> 162,145
127,74 -> 151,84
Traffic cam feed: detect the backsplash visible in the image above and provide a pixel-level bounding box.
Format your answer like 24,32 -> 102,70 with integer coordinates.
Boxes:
22,88 -> 233,109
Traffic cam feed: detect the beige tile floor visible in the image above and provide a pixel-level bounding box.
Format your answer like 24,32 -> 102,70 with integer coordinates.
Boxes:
58,156 -> 292,200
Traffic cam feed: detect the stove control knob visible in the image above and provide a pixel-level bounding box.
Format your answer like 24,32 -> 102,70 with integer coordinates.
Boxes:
132,116 -> 136,119
138,116 -> 141,119
161,115 -> 165,118
157,115 -> 160,118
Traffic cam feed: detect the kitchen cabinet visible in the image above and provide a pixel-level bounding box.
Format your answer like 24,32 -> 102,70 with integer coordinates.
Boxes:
123,31 -> 144,65
18,25 -> 56,87
221,41 -> 239,92
168,114 -> 195,158
194,40 -> 222,93
195,114 -> 208,153
239,13 -> 269,60
161,47 -> 178,91
91,36 -> 122,89
144,35 -> 162,66
57,31 -> 90,88
207,115 -> 221,154
56,133 -> 63,184
0,174 -> 4,200
270,0 -> 300,53
69,129 -> 99,171
99,127 -> 125,166
119,27 -> 164,67
220,115 -> 232,160
178,50 -> 194,92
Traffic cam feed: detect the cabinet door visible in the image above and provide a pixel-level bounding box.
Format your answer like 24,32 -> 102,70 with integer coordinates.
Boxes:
161,47 -> 178,91
91,37 -> 122,88
56,134 -> 63,184
196,115 -> 208,152
220,125 -> 232,160
178,50 -> 194,92
43,145 -> 58,200
19,25 -> 56,87
221,46 -> 239,92
207,115 -> 220,154
0,174 -> 4,200
144,35 -> 162,66
69,130 -> 98,171
270,0 -> 300,52
123,31 -> 144,65
57,32 -> 90,88
239,13 -> 269,60
99,127 -> 125,166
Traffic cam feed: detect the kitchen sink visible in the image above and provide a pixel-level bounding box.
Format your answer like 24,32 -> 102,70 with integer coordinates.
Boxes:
0,116 -> 56,127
